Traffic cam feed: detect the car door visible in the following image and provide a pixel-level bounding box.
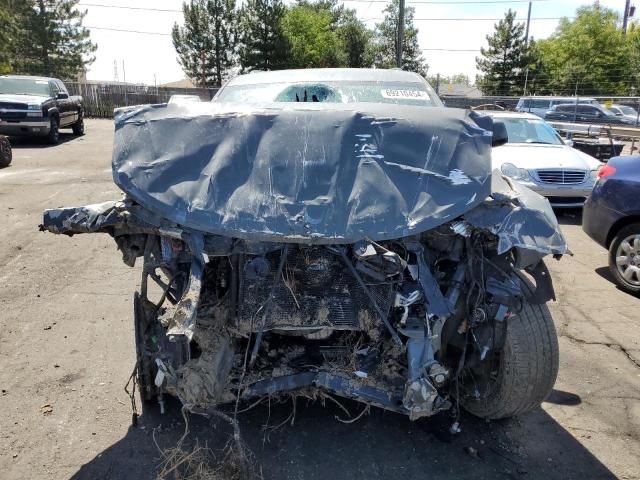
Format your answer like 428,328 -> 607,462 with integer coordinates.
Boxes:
575,105 -> 597,123
51,80 -> 72,127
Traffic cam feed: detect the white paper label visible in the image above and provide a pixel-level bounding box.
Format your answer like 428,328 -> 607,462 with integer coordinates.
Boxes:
380,89 -> 428,99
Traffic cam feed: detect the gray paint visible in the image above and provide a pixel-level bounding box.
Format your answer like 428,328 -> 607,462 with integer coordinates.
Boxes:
112,102 -> 493,244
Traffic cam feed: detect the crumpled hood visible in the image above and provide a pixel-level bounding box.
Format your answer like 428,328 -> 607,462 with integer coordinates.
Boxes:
113,102 -> 493,243
0,94 -> 48,105
491,143 -> 601,171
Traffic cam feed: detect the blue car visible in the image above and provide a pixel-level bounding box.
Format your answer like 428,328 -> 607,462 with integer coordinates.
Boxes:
583,155 -> 640,294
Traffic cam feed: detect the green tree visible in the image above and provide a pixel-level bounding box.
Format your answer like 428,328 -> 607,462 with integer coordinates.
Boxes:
428,73 -> 471,86
14,0 -> 96,79
281,4 -> 344,68
0,2 -> 17,73
337,9 -> 372,68
534,5 -> 632,95
370,0 -> 428,76
172,0 -> 237,87
475,9 -> 530,95
238,0 -> 290,72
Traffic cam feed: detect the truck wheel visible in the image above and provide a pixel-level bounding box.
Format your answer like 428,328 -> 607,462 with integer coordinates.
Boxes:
608,223 -> 640,295
72,112 -> 85,136
0,136 -> 11,168
47,117 -> 60,144
461,277 -> 559,419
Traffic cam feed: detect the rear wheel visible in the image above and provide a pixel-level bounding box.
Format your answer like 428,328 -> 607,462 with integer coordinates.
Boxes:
47,117 -> 59,144
608,223 -> 640,295
0,136 -> 11,168
461,278 -> 559,419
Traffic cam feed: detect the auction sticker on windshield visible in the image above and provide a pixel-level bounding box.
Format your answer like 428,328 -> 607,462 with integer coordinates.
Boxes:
381,89 -> 428,99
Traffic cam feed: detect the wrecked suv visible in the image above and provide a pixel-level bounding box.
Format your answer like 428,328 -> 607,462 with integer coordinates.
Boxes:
41,69 -> 567,423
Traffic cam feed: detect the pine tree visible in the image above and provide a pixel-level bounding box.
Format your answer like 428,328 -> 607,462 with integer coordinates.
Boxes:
337,9 -> 372,68
238,0 -> 290,72
172,0 -> 237,87
14,0 -> 96,79
370,0 -> 428,77
0,1 -> 17,73
476,9 -> 530,95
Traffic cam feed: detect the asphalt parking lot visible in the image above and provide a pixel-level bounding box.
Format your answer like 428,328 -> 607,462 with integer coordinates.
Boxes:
0,119 -> 638,480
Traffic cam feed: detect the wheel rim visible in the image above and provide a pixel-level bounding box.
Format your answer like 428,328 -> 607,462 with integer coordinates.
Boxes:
615,233 -> 640,286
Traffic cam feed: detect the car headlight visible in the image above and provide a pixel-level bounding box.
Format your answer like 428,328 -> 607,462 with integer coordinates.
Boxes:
501,162 -> 531,181
590,166 -> 602,181
27,104 -> 40,110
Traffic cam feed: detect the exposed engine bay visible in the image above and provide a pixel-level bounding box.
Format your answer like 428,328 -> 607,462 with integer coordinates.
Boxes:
41,182 -> 562,421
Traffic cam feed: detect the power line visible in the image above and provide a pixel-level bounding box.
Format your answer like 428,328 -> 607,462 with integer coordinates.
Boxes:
79,0 -> 550,12
346,0 -> 548,3
86,25 -> 172,36
423,47 -> 480,51
79,3 -> 181,12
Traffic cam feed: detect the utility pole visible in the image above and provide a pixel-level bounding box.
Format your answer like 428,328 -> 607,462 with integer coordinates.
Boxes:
524,1 -> 532,47
397,0 -> 405,68
523,2 -> 532,96
122,60 -> 128,106
623,0 -> 631,33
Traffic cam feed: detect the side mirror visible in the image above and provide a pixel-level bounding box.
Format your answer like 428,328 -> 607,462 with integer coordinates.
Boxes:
57,92 -> 69,99
492,120 -> 508,147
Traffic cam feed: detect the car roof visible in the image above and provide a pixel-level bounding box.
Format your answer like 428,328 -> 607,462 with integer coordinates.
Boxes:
480,110 -> 541,120
226,68 -> 426,86
553,103 -> 601,108
0,74 -> 55,81
520,96 -> 596,100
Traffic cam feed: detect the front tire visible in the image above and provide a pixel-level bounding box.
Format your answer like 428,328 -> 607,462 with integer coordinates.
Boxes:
608,223 -> 640,295
47,117 -> 60,144
0,136 -> 11,168
461,281 -> 559,420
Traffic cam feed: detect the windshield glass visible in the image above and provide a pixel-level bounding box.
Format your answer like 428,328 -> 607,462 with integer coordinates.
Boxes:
498,117 -> 563,145
0,78 -> 51,96
215,81 -> 441,106
617,105 -> 637,116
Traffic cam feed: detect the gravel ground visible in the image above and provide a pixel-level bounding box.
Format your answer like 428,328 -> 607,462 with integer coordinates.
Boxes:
0,119 -> 638,480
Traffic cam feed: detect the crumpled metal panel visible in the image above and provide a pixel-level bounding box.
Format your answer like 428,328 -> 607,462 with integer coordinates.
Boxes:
463,174 -> 568,256
112,102 -> 493,244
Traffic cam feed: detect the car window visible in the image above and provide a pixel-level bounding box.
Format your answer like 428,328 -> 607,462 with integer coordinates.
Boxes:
496,117 -> 563,145
216,80 -> 442,106
556,105 -> 573,112
618,105 -> 637,115
531,99 -> 550,109
578,105 -> 600,114
56,80 -> 68,94
0,77 -> 51,96
49,81 -> 60,97
519,99 -> 530,108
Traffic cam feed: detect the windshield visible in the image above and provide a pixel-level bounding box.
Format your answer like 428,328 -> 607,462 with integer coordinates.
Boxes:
215,80 -> 441,106
617,105 -> 637,116
498,117 -> 563,145
0,78 -> 51,96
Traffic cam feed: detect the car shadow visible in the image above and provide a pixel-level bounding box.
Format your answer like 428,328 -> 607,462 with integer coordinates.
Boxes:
553,208 -> 583,226
595,266 -> 640,299
7,131 -> 81,148
68,391 -> 613,480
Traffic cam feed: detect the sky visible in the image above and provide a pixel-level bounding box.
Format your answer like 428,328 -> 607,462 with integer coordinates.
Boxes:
80,0 -> 627,85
